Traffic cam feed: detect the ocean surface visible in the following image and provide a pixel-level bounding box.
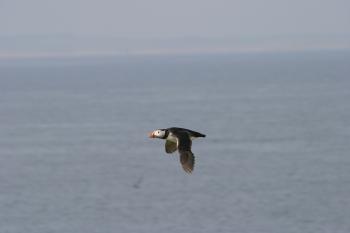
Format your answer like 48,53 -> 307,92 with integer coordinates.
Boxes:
0,51 -> 349,233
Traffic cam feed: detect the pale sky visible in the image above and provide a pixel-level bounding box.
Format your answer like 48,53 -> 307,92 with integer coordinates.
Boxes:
1,0 -> 349,55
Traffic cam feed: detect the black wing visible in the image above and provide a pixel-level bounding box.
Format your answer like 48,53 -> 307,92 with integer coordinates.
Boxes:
165,140 -> 177,154
180,151 -> 195,173
173,131 -> 195,173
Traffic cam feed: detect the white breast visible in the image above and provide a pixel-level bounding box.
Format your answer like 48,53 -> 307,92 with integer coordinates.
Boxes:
166,133 -> 178,143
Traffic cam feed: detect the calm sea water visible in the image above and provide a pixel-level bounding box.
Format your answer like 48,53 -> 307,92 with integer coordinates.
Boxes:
0,51 -> 349,233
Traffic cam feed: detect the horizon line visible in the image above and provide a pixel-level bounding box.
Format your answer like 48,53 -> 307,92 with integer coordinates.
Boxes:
1,46 -> 350,60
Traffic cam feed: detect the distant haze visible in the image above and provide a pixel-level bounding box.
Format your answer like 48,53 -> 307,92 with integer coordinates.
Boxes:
1,0 -> 350,57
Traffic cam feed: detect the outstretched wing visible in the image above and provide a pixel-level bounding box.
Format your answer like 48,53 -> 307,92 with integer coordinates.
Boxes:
165,140 -> 177,154
174,131 -> 195,173
180,151 -> 195,173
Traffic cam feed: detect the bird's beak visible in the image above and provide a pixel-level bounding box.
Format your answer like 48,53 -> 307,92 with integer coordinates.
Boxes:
148,131 -> 155,138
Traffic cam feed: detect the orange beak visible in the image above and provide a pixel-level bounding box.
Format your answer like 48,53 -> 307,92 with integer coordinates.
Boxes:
148,131 -> 155,138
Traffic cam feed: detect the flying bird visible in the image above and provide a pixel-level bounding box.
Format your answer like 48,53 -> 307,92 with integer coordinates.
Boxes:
148,127 -> 205,173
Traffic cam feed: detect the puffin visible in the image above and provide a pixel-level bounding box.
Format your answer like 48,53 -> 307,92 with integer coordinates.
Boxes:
148,127 -> 206,173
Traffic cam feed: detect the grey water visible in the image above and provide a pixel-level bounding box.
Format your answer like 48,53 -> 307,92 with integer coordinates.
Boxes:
0,51 -> 349,233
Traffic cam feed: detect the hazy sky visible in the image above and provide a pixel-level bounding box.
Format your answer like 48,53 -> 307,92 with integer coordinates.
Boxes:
0,0 -> 349,55
1,0 -> 349,37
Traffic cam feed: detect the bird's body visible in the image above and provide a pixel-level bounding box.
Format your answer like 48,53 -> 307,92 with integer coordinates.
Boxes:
149,127 -> 205,173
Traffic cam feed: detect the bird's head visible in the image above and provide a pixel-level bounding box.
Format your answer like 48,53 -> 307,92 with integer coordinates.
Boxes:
148,129 -> 166,139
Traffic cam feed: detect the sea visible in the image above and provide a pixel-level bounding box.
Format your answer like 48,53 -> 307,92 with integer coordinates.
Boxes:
0,50 -> 349,233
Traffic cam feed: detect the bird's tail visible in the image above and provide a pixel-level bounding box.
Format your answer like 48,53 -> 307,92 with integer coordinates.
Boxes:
192,131 -> 206,138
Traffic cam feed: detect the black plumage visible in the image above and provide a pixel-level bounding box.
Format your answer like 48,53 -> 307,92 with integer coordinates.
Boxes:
167,127 -> 206,138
